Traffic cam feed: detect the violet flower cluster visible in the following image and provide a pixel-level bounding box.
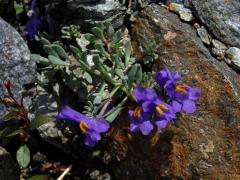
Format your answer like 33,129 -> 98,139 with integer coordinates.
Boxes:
57,105 -> 109,147
129,67 -> 201,135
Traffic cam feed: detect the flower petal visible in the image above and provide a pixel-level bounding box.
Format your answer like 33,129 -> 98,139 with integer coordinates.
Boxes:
84,131 -> 101,147
171,100 -> 182,113
156,120 -> 168,129
139,121 -> 154,135
57,105 -> 84,122
182,100 -> 196,113
188,87 -> 201,100
92,118 -> 110,133
84,134 -> 97,147
130,123 -> 139,132
133,87 -> 157,103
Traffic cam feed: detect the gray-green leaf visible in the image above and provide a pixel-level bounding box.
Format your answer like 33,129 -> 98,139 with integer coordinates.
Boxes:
30,115 -> 54,131
92,27 -> 105,42
135,64 -> 142,86
52,44 -> 68,59
48,55 -> 70,66
83,72 -> 92,84
31,54 -> 50,65
127,64 -> 138,87
16,144 -> 30,168
43,45 -> 59,57
84,33 -> 96,43
124,40 -> 131,66
113,30 -> 122,44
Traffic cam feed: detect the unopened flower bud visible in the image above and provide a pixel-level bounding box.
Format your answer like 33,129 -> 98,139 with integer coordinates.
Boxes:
3,80 -> 11,89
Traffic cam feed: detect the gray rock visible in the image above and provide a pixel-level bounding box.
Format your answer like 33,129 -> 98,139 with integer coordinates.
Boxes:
46,0 -> 126,33
226,47 -> 240,70
0,146 -> 20,180
192,0 -> 240,48
195,24 -> 211,45
0,18 -> 36,118
211,39 -> 227,60
87,169 -> 111,180
179,8 -> 193,22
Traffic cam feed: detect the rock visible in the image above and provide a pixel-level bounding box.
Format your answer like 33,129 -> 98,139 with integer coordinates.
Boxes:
179,8 -> 193,22
211,39 -> 228,60
226,47 -> 240,70
107,4 -> 240,179
46,0 -> 126,33
0,18 -> 36,118
0,146 -> 20,180
192,0 -> 240,48
194,23 -> 211,45
168,3 -> 193,22
86,169 -> 111,180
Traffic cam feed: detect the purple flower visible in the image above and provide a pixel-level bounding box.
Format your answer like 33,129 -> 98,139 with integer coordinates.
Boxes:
128,87 -> 157,135
155,68 -> 201,114
133,87 -> 158,104
128,106 -> 154,135
25,0 -> 45,40
155,67 -> 181,98
150,98 -> 176,129
57,105 -> 110,147
171,84 -> 201,114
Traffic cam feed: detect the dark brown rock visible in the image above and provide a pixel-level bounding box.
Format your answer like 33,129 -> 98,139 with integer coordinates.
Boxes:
106,4 -> 240,179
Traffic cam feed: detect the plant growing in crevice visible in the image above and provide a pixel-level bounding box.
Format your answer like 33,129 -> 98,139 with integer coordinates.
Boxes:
0,80 -> 54,168
139,35 -> 161,65
31,22 -> 201,147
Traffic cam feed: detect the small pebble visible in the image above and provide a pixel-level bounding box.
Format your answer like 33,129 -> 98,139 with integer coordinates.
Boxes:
211,39 -> 227,59
196,25 -> 211,45
226,47 -> 240,70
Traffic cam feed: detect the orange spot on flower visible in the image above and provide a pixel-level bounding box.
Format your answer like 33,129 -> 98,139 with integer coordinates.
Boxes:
133,106 -> 141,118
176,84 -> 188,93
156,104 -> 168,116
79,121 -> 90,134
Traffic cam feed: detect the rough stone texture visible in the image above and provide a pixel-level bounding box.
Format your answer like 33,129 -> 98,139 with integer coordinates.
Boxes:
0,18 -> 36,118
46,0 -> 126,33
105,4 -> 240,179
226,47 -> 240,71
195,24 -> 211,45
0,146 -> 20,180
211,39 -> 227,60
192,0 -> 240,48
